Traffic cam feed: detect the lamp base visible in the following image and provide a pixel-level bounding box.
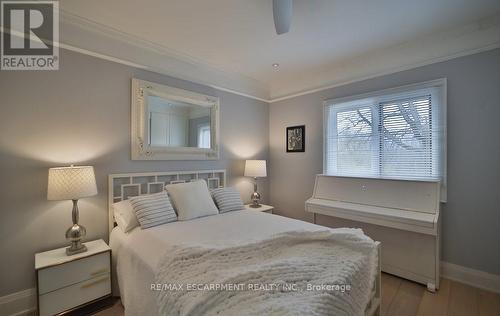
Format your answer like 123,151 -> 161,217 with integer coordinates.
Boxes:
65,200 -> 88,256
66,242 -> 87,256
250,190 -> 261,208
248,203 -> 262,208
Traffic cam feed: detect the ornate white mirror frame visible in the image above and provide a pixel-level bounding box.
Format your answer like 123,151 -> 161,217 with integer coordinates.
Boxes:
131,78 -> 220,160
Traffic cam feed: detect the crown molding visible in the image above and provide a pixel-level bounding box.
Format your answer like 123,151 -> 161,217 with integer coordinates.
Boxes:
55,10 -> 500,103
269,43 -> 500,103
269,13 -> 500,102
59,10 -> 270,102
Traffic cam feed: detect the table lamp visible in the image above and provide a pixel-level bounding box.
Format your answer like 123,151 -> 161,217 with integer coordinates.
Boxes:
47,165 -> 97,255
244,160 -> 267,208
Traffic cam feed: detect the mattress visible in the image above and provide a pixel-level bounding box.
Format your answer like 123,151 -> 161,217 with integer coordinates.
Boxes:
109,210 -> 360,315
110,210 -> 326,315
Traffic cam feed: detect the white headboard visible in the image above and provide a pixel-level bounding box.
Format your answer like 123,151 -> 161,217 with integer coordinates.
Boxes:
108,169 -> 226,234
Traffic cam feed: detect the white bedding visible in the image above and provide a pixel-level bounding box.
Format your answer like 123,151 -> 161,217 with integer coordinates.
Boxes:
110,210 -> 376,316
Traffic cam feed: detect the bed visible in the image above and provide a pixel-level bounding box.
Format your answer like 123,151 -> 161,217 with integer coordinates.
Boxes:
108,170 -> 381,316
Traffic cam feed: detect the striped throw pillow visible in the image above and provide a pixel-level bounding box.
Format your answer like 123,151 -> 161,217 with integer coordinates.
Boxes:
211,187 -> 245,213
128,191 -> 177,229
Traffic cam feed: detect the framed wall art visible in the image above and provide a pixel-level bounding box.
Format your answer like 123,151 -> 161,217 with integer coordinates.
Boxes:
286,125 -> 305,153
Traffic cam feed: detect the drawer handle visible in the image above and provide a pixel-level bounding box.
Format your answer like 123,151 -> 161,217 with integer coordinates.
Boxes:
81,276 -> 109,289
90,268 -> 109,276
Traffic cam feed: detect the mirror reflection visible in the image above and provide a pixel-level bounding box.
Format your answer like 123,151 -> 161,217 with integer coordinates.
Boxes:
148,95 -> 211,148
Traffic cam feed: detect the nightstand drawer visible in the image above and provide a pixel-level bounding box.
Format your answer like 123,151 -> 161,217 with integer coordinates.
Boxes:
38,251 -> 110,295
39,273 -> 111,316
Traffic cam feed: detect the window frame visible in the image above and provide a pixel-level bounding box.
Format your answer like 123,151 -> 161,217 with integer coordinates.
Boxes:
323,78 -> 447,200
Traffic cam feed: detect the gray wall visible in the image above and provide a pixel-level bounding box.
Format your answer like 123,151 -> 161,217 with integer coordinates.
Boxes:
1,45 -> 499,297
269,48 -> 500,276
0,49 -> 269,296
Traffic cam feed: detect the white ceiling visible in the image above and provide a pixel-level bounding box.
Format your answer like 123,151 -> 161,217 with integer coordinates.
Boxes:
60,0 -> 500,100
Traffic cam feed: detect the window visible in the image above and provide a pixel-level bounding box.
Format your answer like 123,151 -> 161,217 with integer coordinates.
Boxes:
198,124 -> 211,148
324,79 -> 446,199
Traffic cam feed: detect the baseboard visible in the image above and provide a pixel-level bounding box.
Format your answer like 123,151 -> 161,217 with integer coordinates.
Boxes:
441,261 -> 500,294
0,262 -> 498,315
0,288 -> 36,316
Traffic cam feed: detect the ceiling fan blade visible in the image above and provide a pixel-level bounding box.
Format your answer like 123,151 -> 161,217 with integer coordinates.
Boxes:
273,0 -> 292,35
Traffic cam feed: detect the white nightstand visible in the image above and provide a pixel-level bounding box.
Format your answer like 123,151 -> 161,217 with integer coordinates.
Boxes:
35,239 -> 112,316
245,204 -> 274,214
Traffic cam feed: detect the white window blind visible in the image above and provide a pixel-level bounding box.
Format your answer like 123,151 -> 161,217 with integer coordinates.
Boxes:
324,80 -> 446,199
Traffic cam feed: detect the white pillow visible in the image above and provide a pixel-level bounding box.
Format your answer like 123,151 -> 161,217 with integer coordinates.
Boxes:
113,200 -> 140,233
166,180 -> 219,221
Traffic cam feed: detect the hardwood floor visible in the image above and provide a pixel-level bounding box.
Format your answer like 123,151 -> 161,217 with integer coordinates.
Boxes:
382,274 -> 500,316
93,274 -> 500,316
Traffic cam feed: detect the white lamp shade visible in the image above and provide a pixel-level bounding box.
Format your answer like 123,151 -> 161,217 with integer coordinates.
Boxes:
244,160 -> 267,178
47,166 -> 98,200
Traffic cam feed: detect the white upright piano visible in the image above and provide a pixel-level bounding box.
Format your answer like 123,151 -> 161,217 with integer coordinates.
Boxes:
306,175 -> 441,291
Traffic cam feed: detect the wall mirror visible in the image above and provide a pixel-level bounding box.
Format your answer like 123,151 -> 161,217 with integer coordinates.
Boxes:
131,78 -> 220,160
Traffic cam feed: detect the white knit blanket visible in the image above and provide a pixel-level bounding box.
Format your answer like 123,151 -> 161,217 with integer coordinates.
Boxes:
154,229 -> 378,316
